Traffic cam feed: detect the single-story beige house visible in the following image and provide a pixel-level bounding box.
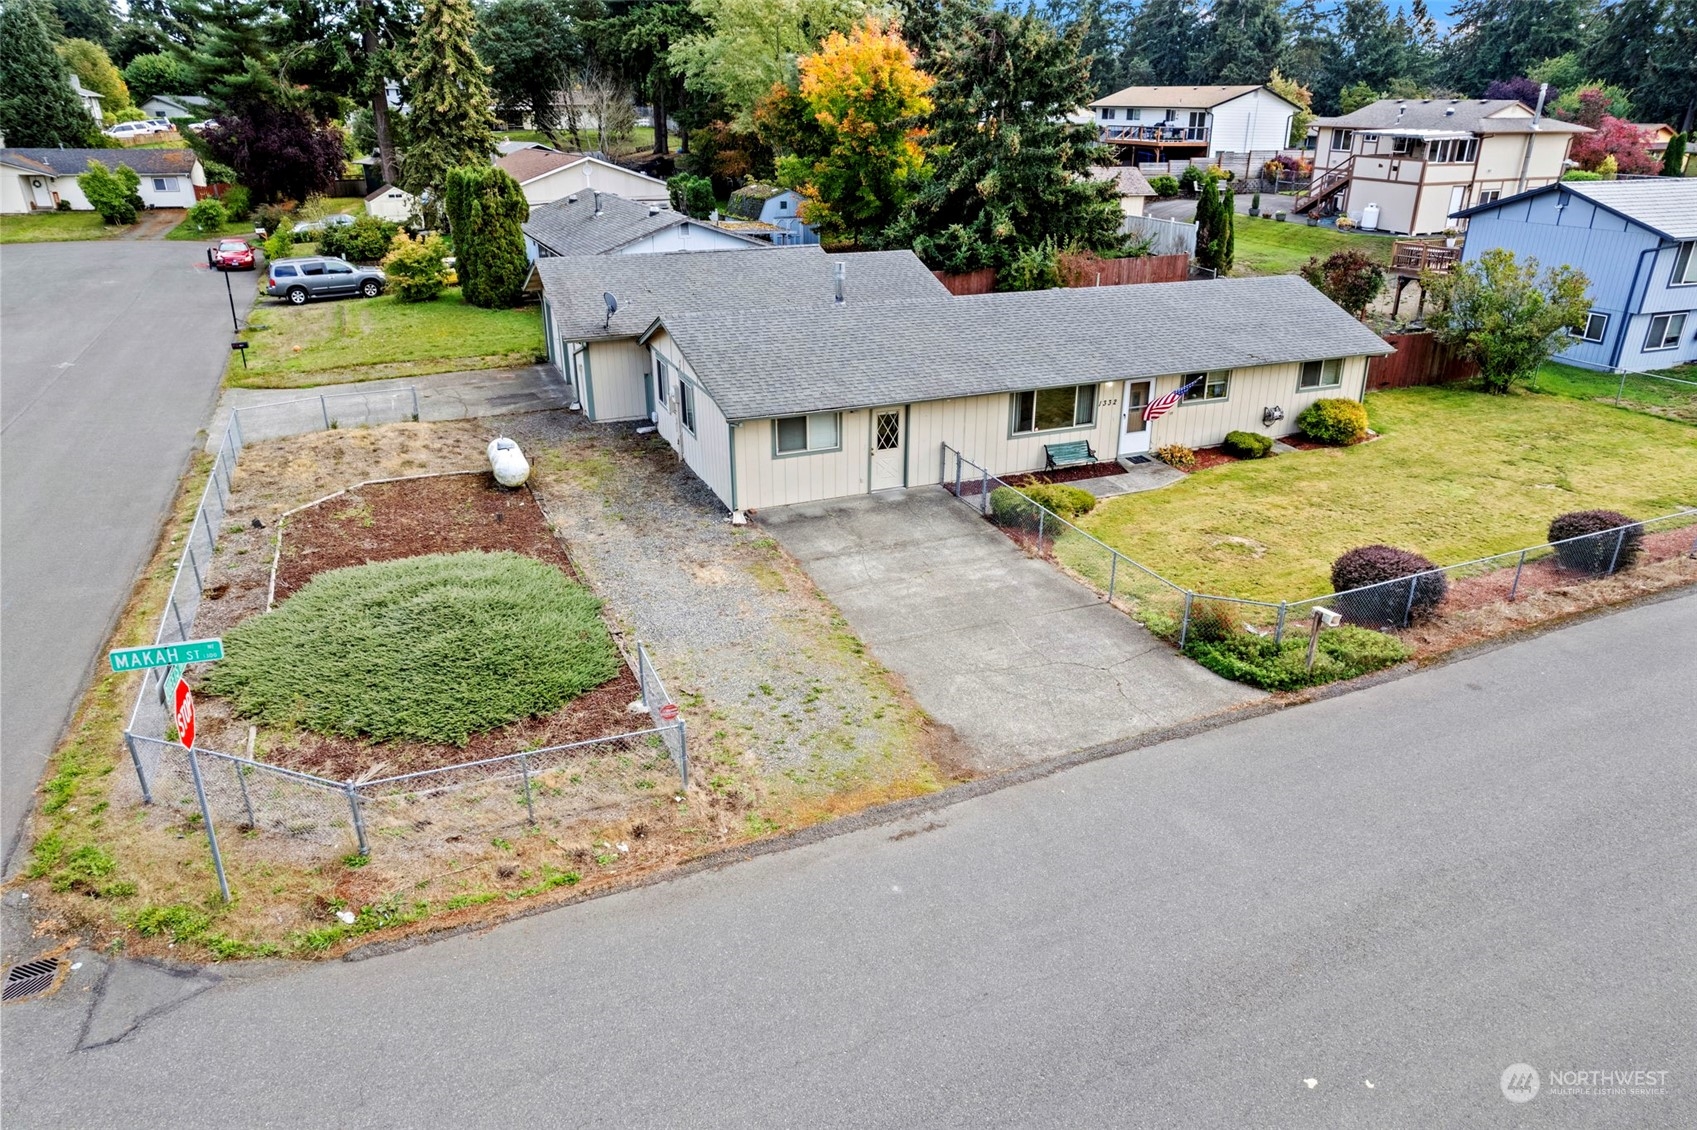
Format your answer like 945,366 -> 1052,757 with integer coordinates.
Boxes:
494,149 -> 669,207
523,247 -> 950,420
637,277 -> 1393,513
0,148 -> 205,213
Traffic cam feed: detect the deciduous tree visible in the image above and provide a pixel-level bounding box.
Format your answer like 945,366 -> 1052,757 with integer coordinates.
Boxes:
669,0 -> 864,127
759,17 -> 933,247
58,36 -> 134,118
1570,114 -> 1659,175
121,51 -> 193,104
1425,248 -> 1590,394
78,159 -> 143,223
1300,249 -> 1385,318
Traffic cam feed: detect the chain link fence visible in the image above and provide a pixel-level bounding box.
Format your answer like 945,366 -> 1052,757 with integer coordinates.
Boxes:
117,394 -> 690,894
940,444 -> 1697,650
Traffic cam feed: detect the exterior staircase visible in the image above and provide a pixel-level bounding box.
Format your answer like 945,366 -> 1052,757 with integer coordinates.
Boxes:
1294,158 -> 1353,214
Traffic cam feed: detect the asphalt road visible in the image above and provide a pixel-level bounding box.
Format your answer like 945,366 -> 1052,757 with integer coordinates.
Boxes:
0,240 -> 253,870
4,592 -> 1691,1127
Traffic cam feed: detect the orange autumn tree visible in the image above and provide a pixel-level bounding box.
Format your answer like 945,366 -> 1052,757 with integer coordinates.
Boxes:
755,18 -> 933,247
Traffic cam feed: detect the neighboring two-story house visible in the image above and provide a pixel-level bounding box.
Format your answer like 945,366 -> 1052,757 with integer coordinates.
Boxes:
1090,85 -> 1300,163
719,184 -> 819,246
1302,99 -> 1588,235
1451,178 -> 1697,373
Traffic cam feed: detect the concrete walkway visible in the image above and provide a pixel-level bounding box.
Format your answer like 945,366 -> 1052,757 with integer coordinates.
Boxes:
761,489 -> 1262,771
205,365 -> 572,449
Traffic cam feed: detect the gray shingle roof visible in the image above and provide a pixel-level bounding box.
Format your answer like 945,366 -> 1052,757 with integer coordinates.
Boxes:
1312,99 -> 1588,134
530,247 -> 948,340
1089,165 -> 1156,197
652,276 -> 1395,421
523,191 -> 766,256
1562,178 -> 1697,240
1,148 -> 200,176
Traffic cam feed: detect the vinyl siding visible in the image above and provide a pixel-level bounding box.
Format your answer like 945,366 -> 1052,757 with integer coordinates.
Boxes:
614,223 -> 757,254
906,390 -> 1122,486
1145,358 -> 1368,449
582,339 -> 650,422
734,413 -> 873,509
1208,88 -> 1294,153
648,329 -> 734,507
521,162 -> 669,206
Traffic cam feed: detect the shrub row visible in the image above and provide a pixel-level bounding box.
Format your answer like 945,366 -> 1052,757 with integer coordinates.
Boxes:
988,483 -> 1097,530
1185,626 -> 1411,691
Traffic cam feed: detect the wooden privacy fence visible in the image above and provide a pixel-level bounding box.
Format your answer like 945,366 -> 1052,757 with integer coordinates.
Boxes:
1367,331 -> 1478,390
932,253 -> 1189,296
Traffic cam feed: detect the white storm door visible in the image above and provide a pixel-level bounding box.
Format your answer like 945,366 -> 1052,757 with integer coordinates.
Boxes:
1119,380 -> 1153,456
869,407 -> 905,490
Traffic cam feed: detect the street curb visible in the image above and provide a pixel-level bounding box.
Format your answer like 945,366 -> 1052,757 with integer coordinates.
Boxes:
342,579 -> 1696,962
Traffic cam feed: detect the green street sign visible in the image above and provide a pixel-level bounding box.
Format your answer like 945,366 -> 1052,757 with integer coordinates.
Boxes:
109,638 -> 224,672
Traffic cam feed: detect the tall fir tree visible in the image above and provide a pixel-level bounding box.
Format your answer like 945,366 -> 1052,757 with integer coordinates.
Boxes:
443,164 -> 529,307
171,0 -> 284,110
1280,0 -> 1334,95
1320,0 -> 1407,110
1193,0 -> 1286,85
881,1 -> 1123,272
0,0 -> 99,147
405,0 -> 498,200
1440,0 -> 1593,96
1125,0 -> 1200,84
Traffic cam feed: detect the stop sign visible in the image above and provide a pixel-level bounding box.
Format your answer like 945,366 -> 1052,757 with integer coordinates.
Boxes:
174,677 -> 196,749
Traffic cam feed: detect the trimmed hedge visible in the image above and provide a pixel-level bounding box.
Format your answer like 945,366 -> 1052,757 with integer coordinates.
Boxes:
1149,174 -> 1180,197
1185,626 -> 1410,691
1223,430 -> 1273,458
1548,509 -> 1642,574
1296,398 -> 1369,445
988,483 -> 1097,529
1330,544 -> 1447,626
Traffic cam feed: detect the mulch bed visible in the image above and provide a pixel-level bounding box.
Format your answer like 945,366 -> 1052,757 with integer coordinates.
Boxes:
203,472 -> 646,781
1432,527 -> 1696,615
1002,461 -> 1129,487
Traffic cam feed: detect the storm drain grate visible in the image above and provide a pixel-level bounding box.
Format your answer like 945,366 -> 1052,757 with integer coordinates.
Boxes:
3,958 -> 64,1003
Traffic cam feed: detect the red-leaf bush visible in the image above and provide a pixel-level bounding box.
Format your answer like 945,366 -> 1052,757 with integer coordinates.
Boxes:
1548,509 -> 1642,574
1330,544 -> 1447,626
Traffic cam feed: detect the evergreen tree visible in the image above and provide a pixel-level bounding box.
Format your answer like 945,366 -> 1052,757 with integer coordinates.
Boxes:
1280,0 -> 1334,95
1122,0 -> 1199,85
51,0 -> 116,47
1441,0 -> 1593,96
1654,0 -> 1696,133
1320,0 -> 1407,110
443,164 -> 529,308
476,0 -> 581,143
881,1 -> 1123,272
172,0 -> 285,110
0,0 -> 99,147
405,0 -> 498,200
1662,131 -> 1687,176
1194,0 -> 1286,86
1194,173 -> 1233,274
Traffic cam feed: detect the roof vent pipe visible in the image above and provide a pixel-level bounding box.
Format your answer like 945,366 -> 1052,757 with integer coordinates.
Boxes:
1531,82 -> 1548,130
592,190 -> 601,216
834,262 -> 845,305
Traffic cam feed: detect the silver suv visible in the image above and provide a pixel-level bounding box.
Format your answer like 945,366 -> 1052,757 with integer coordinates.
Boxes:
265,257 -> 386,304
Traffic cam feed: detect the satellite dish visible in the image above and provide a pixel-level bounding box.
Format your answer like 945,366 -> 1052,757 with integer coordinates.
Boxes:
603,291 -> 617,329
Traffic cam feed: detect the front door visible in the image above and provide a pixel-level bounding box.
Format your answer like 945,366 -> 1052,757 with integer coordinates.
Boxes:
29,179 -> 54,209
869,407 -> 905,491
1119,380 -> 1153,457
1447,185 -> 1468,222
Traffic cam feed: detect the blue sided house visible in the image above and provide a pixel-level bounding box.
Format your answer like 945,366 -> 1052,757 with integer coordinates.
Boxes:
1451,178 -> 1697,373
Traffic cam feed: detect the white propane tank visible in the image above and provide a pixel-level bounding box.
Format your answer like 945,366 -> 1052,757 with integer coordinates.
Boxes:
487,436 -> 530,487
1360,203 -> 1381,231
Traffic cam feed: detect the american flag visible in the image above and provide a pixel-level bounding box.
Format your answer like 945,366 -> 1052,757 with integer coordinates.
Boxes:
1144,376 -> 1203,423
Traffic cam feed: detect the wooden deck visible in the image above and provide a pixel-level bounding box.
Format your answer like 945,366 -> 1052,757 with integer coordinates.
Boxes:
1390,240 -> 1461,276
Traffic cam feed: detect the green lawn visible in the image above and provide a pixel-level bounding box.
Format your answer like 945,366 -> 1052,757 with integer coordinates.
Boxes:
1074,386 -> 1697,600
165,216 -> 257,241
232,289 -> 542,388
1532,360 -> 1697,425
499,126 -> 658,156
0,211 -> 125,243
1232,215 -> 1396,276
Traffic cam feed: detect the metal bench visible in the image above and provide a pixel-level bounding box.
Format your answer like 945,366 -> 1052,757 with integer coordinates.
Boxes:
1043,440 -> 1097,470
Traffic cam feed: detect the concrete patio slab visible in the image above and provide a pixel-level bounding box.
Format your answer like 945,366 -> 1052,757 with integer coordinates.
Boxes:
760,489 -> 1263,771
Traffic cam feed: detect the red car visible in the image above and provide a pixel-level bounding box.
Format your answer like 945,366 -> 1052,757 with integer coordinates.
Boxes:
212,239 -> 256,271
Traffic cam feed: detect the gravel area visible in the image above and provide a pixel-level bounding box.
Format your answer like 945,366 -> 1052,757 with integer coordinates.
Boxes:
499,412 -> 960,791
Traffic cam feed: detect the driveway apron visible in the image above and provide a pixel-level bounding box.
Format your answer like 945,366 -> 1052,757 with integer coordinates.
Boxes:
760,489 -> 1262,771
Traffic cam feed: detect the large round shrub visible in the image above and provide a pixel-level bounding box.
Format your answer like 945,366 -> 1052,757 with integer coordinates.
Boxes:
1296,398 -> 1369,445
1022,483 -> 1097,519
988,485 -> 1039,528
1329,544 -> 1447,626
206,551 -> 621,744
1548,509 -> 1642,574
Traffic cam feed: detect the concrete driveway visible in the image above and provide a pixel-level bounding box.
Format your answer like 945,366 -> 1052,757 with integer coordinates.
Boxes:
760,489 -> 1261,770
0,241 -> 254,869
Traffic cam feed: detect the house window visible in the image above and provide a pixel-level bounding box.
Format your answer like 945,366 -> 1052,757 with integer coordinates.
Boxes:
1012,384 -> 1097,433
677,379 -> 697,433
1332,130 -> 1353,151
1478,189 -> 1501,204
653,357 -> 669,412
778,198 -> 788,210
1128,108 -> 1141,121
1391,136 -> 1413,155
1101,108 -> 1117,120
1182,371 -> 1230,402
1298,358 -> 1343,391
773,412 -> 841,455
1644,312 -> 1688,351
1427,138 -> 1479,163
152,177 -> 178,192
1673,242 -> 1697,286
1580,312 -> 1609,343
1362,133 -> 1379,144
